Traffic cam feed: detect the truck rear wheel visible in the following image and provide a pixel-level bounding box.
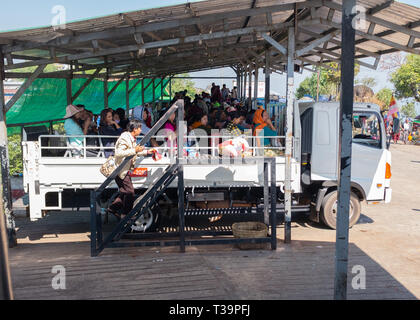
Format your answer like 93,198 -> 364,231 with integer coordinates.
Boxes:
130,202 -> 160,233
320,191 -> 361,229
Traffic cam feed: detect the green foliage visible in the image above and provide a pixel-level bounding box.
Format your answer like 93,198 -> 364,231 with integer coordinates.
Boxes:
170,73 -> 198,98
10,64 -> 66,80
7,134 -> 22,176
390,54 -> 420,102
296,63 -> 360,100
375,88 -> 393,110
401,101 -> 417,118
358,77 -> 377,88
53,122 -> 65,134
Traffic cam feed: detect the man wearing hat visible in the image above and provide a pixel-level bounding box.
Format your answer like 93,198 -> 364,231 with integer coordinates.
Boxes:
64,104 -> 92,157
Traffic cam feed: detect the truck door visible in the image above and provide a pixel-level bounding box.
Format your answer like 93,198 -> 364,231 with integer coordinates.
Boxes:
351,111 -> 388,201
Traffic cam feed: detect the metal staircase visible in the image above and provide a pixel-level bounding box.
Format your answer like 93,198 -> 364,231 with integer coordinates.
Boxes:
110,164 -> 178,243
91,100 -> 183,256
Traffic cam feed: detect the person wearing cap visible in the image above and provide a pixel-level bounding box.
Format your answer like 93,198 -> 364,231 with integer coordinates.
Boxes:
64,105 -> 92,157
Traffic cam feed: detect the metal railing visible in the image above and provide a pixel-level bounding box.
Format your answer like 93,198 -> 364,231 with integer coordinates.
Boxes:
37,133 -> 288,159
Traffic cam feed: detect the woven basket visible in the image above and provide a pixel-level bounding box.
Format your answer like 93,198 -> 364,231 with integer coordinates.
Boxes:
232,222 -> 268,250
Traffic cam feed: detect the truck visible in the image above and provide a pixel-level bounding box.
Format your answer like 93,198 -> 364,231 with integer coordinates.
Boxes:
21,101 -> 392,230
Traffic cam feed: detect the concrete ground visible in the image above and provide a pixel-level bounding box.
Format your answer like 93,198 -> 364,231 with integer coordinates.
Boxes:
7,143 -> 420,300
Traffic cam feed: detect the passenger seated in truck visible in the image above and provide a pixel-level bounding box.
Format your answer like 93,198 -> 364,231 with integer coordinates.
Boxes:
190,113 -> 211,135
98,108 -> 123,158
64,104 -> 92,157
226,112 -> 245,137
113,108 -> 129,131
163,111 -> 177,154
132,105 -> 159,148
253,108 -> 282,155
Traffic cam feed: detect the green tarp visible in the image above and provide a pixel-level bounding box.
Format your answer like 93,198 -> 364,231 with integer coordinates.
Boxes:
6,77 -> 170,135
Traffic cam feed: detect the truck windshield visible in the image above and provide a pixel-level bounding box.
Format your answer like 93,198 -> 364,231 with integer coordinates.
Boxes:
352,112 -> 382,148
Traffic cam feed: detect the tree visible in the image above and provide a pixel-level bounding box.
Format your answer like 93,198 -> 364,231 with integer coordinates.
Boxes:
170,73 -> 198,98
7,134 -> 23,176
401,101 -> 417,118
296,63 -> 360,100
390,54 -> 420,102
359,77 -> 377,88
296,68 -> 334,100
324,62 -> 360,98
375,88 -> 393,111
10,64 -> 67,81
379,52 -> 405,72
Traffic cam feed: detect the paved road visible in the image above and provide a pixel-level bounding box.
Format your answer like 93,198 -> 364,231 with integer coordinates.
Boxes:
8,144 -> 420,299
290,143 -> 420,298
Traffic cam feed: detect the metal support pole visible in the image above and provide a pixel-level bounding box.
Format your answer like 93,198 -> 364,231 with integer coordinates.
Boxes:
66,78 -> 72,105
253,66 -> 259,109
248,68 -> 252,110
270,159 -> 277,250
126,76 -> 130,117
169,77 -> 172,101
90,191 -> 97,257
176,100 -> 185,253
152,78 -> 155,104
104,71 -> 109,109
284,26 -> 295,244
0,52 -> 14,299
161,77 -> 164,105
264,162 -> 269,225
334,0 -> 356,301
238,72 -> 242,100
265,51 -> 271,109
243,70 -> 247,101
141,79 -> 145,105
236,72 -> 240,100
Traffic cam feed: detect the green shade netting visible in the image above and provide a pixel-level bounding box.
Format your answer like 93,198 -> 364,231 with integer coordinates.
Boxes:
7,77 -> 170,135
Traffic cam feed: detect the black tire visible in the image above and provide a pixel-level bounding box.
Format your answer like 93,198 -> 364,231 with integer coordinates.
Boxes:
320,190 -> 361,229
130,203 -> 160,233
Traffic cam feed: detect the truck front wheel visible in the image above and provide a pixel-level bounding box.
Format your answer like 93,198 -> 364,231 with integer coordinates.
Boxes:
320,191 -> 361,229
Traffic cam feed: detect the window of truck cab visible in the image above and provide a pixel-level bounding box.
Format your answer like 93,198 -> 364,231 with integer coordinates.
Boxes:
352,111 -> 383,149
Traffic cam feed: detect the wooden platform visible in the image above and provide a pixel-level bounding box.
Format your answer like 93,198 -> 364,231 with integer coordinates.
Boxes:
8,208 -> 416,300
8,144 -> 420,300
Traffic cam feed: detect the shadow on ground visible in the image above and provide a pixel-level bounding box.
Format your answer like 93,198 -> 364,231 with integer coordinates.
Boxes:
9,210 -> 416,300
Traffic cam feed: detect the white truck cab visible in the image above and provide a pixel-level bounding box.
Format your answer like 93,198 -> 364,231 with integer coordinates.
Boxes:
299,101 -> 392,228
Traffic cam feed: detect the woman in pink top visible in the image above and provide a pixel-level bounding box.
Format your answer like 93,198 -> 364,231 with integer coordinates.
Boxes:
163,112 -> 177,152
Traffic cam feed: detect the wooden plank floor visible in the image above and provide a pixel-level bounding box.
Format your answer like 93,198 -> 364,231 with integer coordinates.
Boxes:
8,208 -> 417,300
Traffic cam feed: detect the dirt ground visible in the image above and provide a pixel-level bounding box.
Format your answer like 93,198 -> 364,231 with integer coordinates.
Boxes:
7,143 -> 420,300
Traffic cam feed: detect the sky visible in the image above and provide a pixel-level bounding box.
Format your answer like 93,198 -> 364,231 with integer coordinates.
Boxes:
0,0 -> 419,113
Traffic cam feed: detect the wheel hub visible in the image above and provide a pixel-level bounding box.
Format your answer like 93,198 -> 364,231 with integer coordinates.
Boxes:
332,200 -> 354,221
131,209 -> 154,232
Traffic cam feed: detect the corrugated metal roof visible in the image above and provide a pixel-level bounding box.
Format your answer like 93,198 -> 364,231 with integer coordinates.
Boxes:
0,0 -> 419,78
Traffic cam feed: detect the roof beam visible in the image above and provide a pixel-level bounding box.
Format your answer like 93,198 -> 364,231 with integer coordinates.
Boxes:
2,0 -> 323,54
296,32 -> 337,57
236,0 -> 257,44
108,72 -> 129,97
320,19 -> 420,55
323,0 -> 420,39
4,20 -> 294,70
128,78 -> 142,94
5,64 -> 46,112
71,68 -> 101,102
299,26 -> 379,59
367,0 -> 394,15
261,33 -> 287,55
